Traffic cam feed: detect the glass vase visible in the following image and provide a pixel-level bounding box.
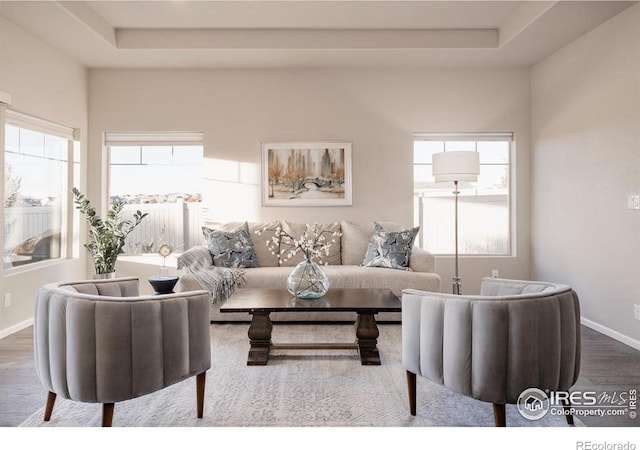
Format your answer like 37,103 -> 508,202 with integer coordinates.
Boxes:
287,256 -> 330,299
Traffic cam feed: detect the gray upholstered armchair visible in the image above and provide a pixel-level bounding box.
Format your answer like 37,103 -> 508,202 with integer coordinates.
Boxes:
402,277 -> 581,426
34,277 -> 211,426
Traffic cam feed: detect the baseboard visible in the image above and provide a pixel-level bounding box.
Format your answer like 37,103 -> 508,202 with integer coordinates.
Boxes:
0,318 -> 33,340
581,317 -> 640,351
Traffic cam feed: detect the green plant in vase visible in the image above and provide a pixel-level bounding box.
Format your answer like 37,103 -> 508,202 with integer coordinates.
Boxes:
72,188 -> 148,276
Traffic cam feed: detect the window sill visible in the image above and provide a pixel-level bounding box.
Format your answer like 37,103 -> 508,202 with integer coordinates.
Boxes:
2,257 -> 75,276
433,254 -> 516,258
118,254 -> 181,268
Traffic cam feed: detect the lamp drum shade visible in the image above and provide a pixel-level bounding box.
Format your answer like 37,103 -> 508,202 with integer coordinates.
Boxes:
432,151 -> 480,182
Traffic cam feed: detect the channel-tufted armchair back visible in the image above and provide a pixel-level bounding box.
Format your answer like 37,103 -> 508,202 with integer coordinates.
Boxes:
402,277 -> 581,426
34,277 -> 211,426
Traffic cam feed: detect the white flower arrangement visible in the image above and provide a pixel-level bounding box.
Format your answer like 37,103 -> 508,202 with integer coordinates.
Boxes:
256,224 -> 341,265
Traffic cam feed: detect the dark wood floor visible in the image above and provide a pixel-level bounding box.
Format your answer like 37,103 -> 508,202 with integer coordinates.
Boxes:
1,325 -> 638,427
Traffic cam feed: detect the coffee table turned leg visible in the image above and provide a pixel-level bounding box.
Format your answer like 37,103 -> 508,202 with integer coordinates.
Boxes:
355,312 -> 381,365
247,312 -> 273,365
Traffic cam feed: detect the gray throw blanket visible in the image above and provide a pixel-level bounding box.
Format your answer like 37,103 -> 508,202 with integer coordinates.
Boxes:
177,246 -> 246,304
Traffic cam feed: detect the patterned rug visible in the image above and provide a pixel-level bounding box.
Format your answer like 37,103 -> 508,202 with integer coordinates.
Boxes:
19,323 -> 583,428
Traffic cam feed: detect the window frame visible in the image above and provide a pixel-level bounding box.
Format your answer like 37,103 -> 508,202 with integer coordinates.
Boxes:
413,132 -> 514,257
2,109 -> 77,272
104,132 -> 205,256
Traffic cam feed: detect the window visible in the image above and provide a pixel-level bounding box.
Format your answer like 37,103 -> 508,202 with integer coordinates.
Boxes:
413,133 -> 512,256
106,132 -> 204,254
3,111 -> 74,268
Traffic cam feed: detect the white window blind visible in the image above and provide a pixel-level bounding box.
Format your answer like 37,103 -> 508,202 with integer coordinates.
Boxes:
415,132 -> 514,142
105,132 -> 204,146
5,110 -> 74,140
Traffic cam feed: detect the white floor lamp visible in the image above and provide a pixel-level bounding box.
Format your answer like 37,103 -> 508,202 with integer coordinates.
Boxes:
432,151 -> 480,295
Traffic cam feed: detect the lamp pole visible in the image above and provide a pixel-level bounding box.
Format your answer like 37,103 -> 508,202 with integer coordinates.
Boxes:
453,180 -> 461,295
431,150 -> 478,296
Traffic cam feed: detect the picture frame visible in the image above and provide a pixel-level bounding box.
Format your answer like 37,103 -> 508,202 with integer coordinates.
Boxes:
261,141 -> 352,207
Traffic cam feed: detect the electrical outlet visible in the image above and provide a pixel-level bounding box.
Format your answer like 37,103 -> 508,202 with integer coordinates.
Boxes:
3,293 -> 11,308
492,269 -> 500,278
634,304 -> 640,321
628,195 -> 640,210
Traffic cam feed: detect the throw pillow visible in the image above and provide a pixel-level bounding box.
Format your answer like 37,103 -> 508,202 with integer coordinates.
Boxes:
362,222 -> 419,270
202,221 -> 281,267
202,222 -> 258,268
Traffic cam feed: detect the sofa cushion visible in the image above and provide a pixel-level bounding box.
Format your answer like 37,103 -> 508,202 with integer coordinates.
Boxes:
309,222 -> 342,265
248,220 -> 281,267
340,220 -> 372,265
362,222 -> 419,270
278,221 -> 307,267
240,264 -> 440,298
203,222 -> 258,268
278,221 -> 342,267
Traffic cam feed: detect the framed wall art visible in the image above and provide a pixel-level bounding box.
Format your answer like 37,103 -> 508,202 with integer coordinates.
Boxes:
261,141 -> 352,207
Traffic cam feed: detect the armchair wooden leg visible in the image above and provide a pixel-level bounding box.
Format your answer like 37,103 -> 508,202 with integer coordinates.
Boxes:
406,370 -> 417,416
561,395 -> 575,425
196,372 -> 206,419
44,391 -> 57,421
493,403 -> 506,427
102,403 -> 114,427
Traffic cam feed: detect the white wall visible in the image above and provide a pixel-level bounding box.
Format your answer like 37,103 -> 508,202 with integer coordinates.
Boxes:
531,4 -> 640,347
89,67 -> 532,294
0,17 -> 88,336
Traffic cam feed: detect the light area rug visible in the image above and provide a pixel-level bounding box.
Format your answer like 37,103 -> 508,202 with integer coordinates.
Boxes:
19,323 -> 583,428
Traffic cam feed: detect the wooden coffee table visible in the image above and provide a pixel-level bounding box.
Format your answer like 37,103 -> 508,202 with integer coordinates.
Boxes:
220,288 -> 401,366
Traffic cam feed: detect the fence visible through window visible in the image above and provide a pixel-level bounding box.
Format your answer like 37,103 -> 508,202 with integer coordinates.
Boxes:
106,133 -> 204,255
413,133 -> 512,256
3,118 -> 72,269
119,201 -> 203,254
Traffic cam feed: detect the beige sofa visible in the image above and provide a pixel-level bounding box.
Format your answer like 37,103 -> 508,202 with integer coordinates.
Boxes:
176,220 -> 441,322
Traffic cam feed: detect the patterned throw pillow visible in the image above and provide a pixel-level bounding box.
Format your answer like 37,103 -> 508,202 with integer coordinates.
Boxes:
202,222 -> 258,268
362,222 -> 419,270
